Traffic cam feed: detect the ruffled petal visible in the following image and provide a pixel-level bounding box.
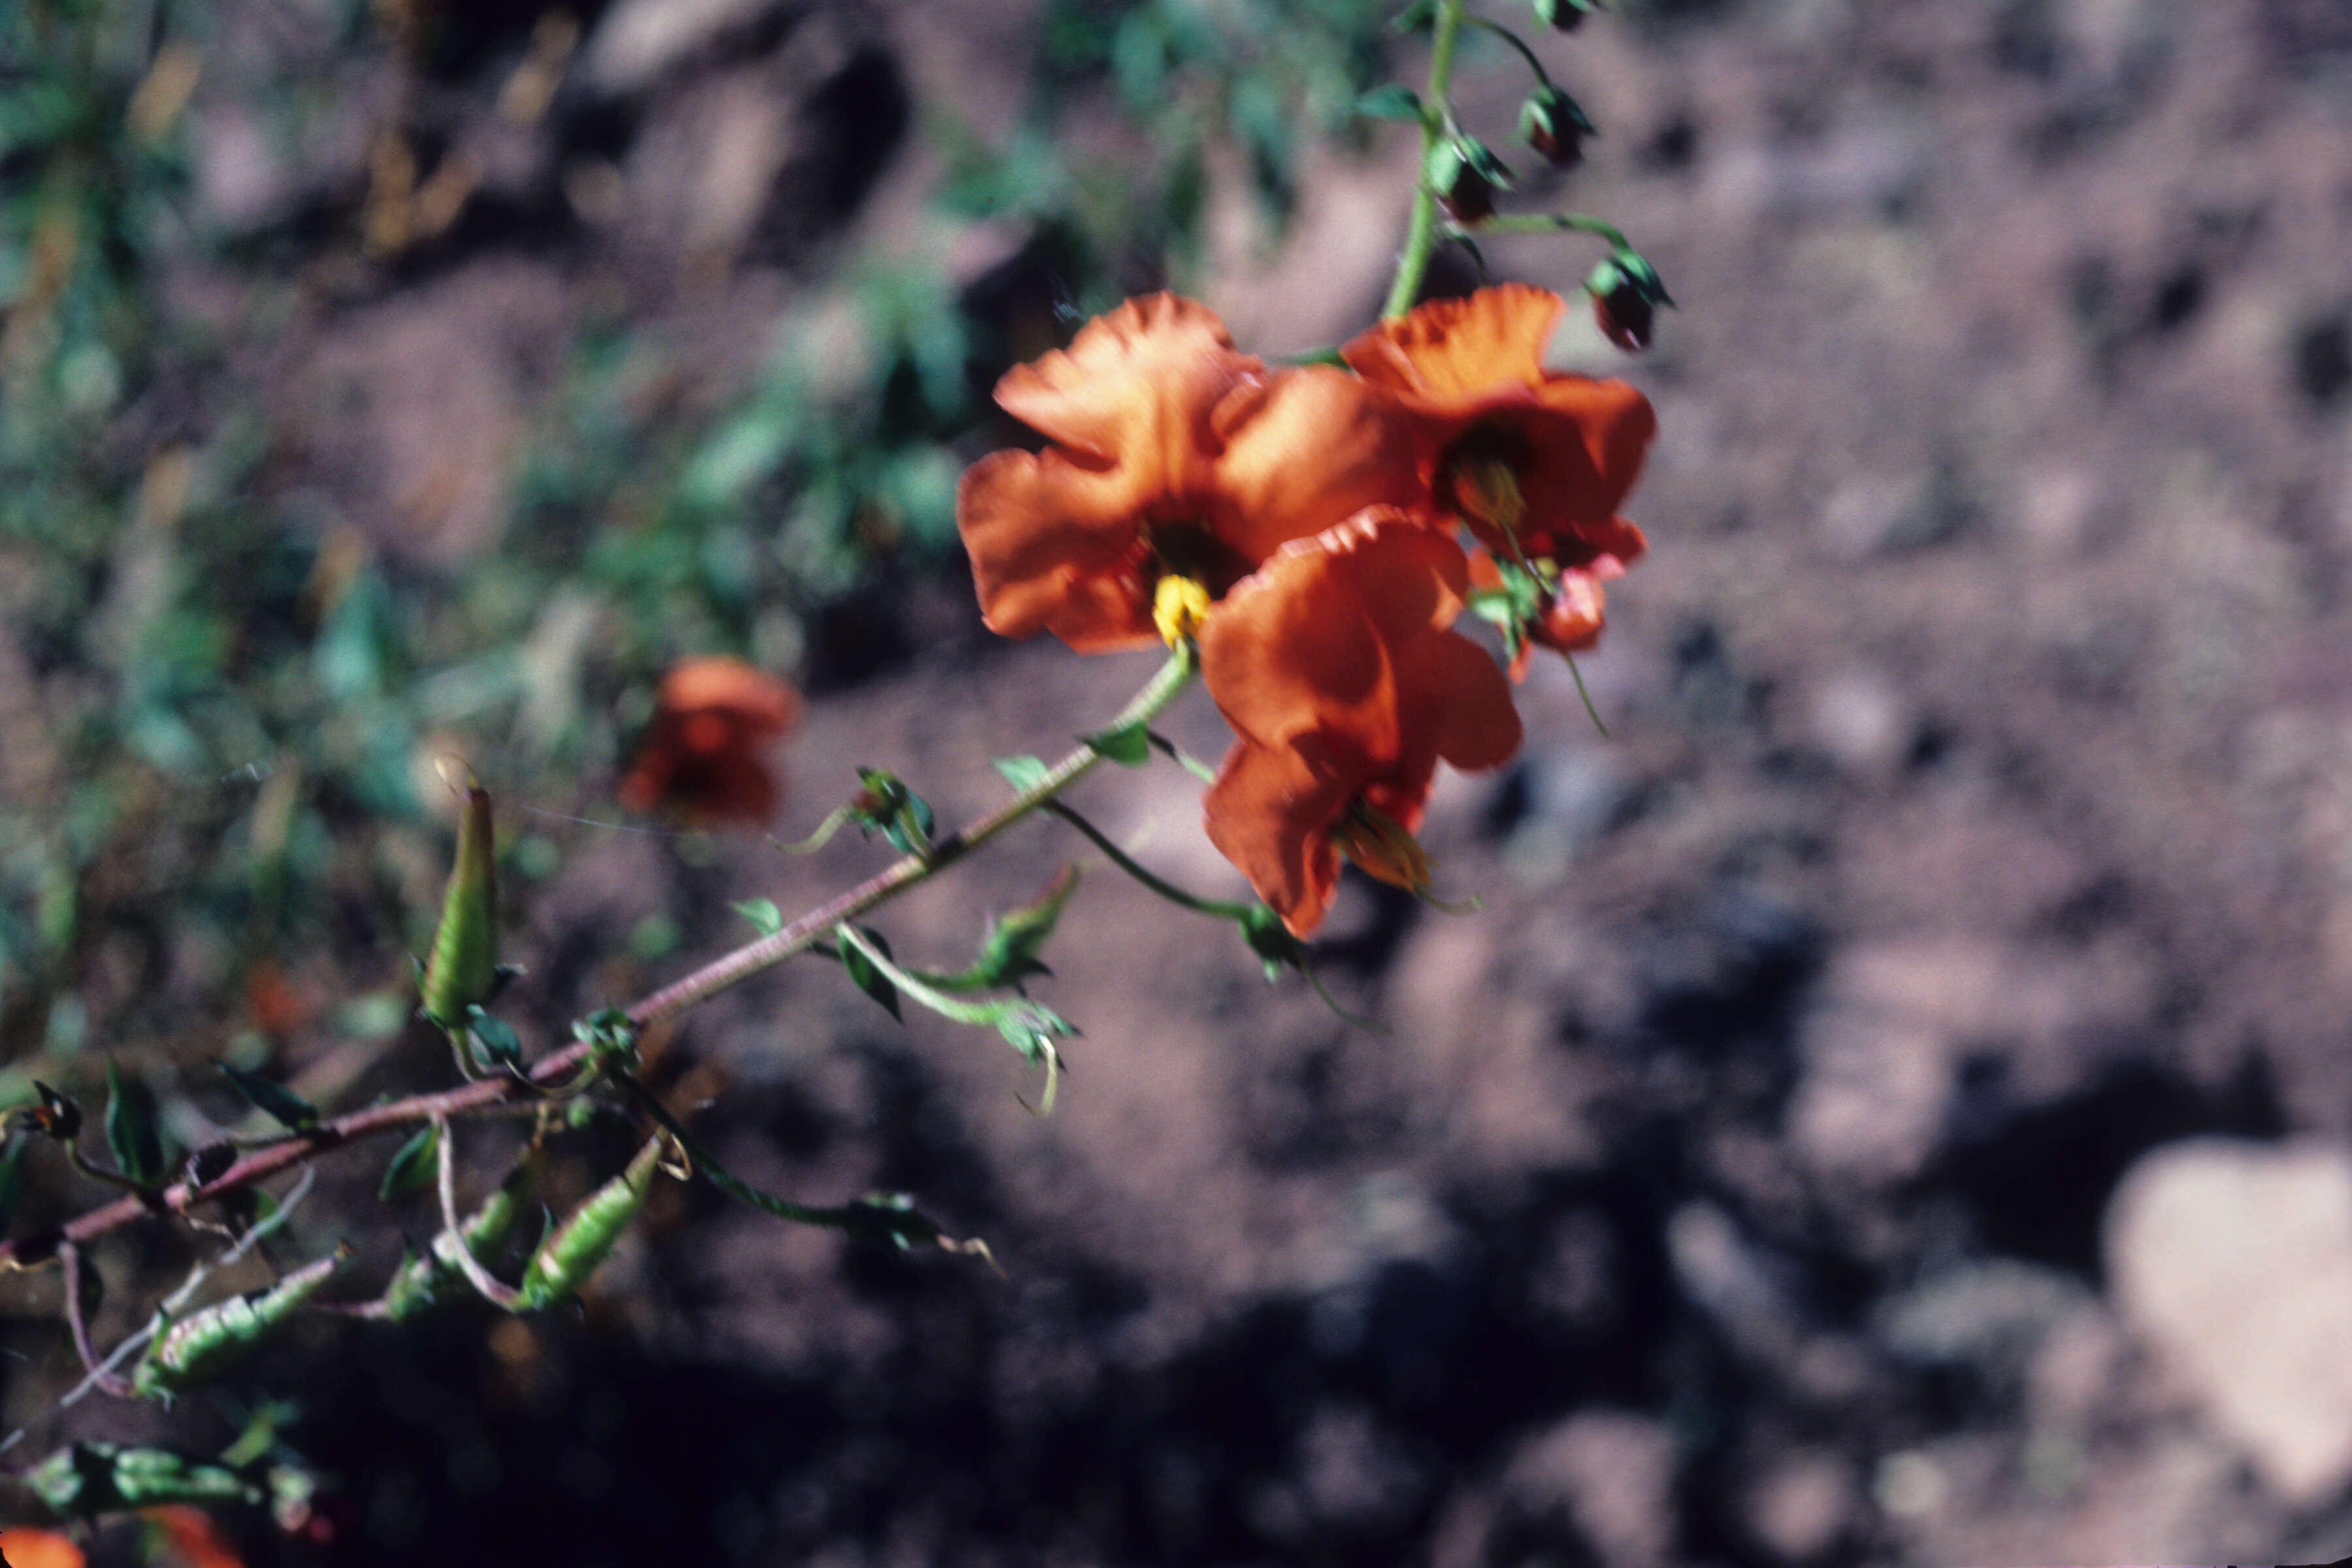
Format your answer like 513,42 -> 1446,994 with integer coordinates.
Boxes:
956,448 -> 1160,645
1209,368 -> 1437,561
1403,629 -> 1524,771
1511,376 -> 1658,559
992,293 -> 1260,468
1203,738 -> 1352,937
1340,284 -> 1561,408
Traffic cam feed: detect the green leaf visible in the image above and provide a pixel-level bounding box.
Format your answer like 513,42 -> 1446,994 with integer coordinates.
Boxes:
105,1058 -> 165,1188
1083,719 -> 1152,766
379,1122 -> 440,1201
465,1006 -> 523,1068
0,1140 -> 24,1234
731,898 -> 783,937
1354,84 -> 1426,122
992,755 -> 1053,793
1392,0 -> 1439,31
972,865 -> 1079,988
218,1062 -> 320,1133
838,926 -> 902,1021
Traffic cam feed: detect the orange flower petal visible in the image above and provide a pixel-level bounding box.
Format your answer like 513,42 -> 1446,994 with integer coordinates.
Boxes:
1207,368 -> 1439,564
0,1528 -> 86,1568
956,448 -> 1160,649
1506,381 -> 1656,561
992,293 -> 1258,464
1203,738 -> 1352,938
958,297 -> 1431,654
1202,511 -> 1482,761
1341,283 -> 1561,404
144,1506 -> 246,1568
1199,512 -> 1522,935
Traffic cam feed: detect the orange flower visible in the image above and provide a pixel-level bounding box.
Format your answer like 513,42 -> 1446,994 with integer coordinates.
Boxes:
1468,547 -> 1625,681
618,657 -> 802,826
957,293 -> 1426,651
1201,512 -> 1522,935
0,1527 -> 86,1568
144,1507 -> 245,1568
1341,283 -> 1654,570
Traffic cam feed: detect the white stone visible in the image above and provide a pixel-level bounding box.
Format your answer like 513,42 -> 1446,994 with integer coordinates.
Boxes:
2104,1137 -> 2352,1505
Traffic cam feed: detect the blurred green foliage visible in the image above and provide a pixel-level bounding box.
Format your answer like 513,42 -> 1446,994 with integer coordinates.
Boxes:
0,0 -> 1403,1104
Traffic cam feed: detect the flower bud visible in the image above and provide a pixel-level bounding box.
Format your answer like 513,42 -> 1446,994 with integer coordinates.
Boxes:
419,757 -> 498,1030
1584,250 -> 1673,351
1519,86 -> 1596,170
1533,0 -> 1593,29
1428,135 -> 1512,223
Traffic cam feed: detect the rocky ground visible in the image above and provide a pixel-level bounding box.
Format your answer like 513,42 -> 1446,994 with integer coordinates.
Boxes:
10,0 -> 2352,1563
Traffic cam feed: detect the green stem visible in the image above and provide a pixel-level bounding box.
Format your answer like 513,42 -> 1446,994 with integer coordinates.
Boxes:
1043,802 -> 1254,921
836,924 -> 1015,1029
626,649 -> 1197,1028
1451,211 -> 1629,246
1382,0 -> 1469,319
1462,14 -> 1554,89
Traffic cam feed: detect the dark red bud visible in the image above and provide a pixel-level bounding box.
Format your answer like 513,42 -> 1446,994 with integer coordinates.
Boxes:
1593,281 -> 1654,351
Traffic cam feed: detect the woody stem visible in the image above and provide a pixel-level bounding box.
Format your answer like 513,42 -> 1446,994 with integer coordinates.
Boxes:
625,646 -> 1197,1026
0,653 -> 1198,1273
1382,0 -> 1469,319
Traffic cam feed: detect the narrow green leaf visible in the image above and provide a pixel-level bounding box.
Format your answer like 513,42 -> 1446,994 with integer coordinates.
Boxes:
0,1141 -> 24,1234
380,1122 -> 440,1201
105,1058 -> 165,1188
1083,720 -> 1152,766
992,755 -> 1053,793
218,1062 -> 319,1133
731,898 -> 783,937
1391,0 -> 1439,31
838,926 -> 902,1021
972,865 -> 1080,988
464,1006 -> 523,1068
1354,83 -> 1426,121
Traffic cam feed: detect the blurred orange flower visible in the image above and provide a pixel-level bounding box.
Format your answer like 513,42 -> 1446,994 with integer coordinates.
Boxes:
1468,547 -> 1625,681
957,293 -> 1426,651
144,1507 -> 244,1568
1343,283 -> 1654,571
1201,512 -> 1522,935
0,1527 -> 86,1568
618,657 -> 802,826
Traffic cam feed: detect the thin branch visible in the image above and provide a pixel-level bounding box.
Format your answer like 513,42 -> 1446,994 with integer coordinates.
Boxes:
58,1243 -> 129,1398
0,654 -> 1194,1274
434,1117 -> 518,1311
0,1169 -> 316,1455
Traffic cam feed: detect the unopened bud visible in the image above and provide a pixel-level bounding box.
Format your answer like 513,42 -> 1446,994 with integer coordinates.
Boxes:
1584,250 -> 1673,351
1428,136 -> 1512,223
1520,86 -> 1596,170
133,1246 -> 353,1398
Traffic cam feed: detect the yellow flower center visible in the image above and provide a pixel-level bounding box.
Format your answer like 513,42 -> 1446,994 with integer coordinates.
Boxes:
1152,574 -> 1212,647
1330,798 -> 1435,893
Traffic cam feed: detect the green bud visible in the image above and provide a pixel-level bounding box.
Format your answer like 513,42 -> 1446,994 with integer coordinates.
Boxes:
29,1440 -> 263,1517
515,1136 -> 665,1310
1428,135 -> 1512,223
1533,0 -> 1595,30
133,1245 -> 352,1398
1584,250 -> 1673,351
1519,85 -> 1597,169
378,1147 -> 538,1320
419,757 -> 499,1030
